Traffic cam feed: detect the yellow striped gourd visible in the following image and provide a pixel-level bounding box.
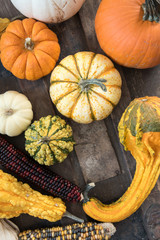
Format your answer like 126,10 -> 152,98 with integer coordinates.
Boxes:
50,52 -> 122,124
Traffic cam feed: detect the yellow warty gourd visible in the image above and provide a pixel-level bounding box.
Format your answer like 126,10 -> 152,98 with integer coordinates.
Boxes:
0,170 -> 66,222
83,96 -> 160,222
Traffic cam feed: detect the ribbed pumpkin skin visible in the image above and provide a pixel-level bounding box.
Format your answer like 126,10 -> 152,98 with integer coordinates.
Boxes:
95,0 -> 160,69
83,96 -> 160,222
50,52 -> 122,124
11,0 -> 85,23
0,18 -> 60,80
25,115 -> 74,166
0,91 -> 33,137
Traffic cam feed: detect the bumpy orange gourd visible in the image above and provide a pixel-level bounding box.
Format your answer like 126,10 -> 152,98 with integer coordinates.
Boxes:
83,96 -> 160,222
95,0 -> 160,68
0,18 -> 60,80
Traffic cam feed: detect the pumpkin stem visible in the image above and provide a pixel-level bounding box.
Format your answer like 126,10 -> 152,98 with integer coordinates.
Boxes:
79,79 -> 107,92
83,182 -> 95,203
5,108 -> 14,116
63,211 -> 84,223
25,37 -> 34,51
142,0 -> 160,22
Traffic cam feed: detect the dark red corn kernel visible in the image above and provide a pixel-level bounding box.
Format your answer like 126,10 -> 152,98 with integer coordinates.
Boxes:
7,153 -> 12,157
0,136 -> 82,202
25,172 -> 30,177
37,167 -> 42,173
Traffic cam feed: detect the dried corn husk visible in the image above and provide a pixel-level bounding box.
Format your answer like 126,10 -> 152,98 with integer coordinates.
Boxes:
0,219 -> 19,240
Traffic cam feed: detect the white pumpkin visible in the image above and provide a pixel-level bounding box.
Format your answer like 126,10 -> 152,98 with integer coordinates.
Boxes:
0,219 -> 19,240
0,91 -> 33,137
11,0 -> 85,23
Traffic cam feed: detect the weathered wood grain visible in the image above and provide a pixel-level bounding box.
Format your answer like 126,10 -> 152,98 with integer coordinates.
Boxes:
123,66 -> 160,99
78,0 -> 102,53
141,184 -> 160,240
72,120 -> 120,182
0,0 -> 19,18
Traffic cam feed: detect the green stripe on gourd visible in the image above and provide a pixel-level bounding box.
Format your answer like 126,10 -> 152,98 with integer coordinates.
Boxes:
48,145 -> 59,164
54,137 -> 74,142
51,144 -> 70,154
25,115 -> 75,166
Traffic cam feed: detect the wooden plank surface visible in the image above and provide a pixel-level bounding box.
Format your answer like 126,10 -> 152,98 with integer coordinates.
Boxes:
0,0 -> 160,240
72,120 -> 120,182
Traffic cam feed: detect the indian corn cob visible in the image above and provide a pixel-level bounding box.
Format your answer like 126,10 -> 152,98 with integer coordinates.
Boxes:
18,222 -> 116,240
0,135 -> 81,202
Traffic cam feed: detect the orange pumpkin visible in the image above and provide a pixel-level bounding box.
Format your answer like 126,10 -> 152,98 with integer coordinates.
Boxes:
95,0 -> 160,69
0,18 -> 60,80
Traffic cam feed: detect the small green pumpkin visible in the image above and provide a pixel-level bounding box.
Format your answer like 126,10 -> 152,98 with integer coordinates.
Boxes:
25,115 -> 75,166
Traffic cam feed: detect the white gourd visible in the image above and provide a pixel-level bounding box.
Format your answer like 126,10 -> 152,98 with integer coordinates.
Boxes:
11,0 -> 85,23
0,91 -> 33,137
0,219 -> 19,240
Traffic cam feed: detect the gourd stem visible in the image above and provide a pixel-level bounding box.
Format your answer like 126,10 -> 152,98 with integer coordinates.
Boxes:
79,79 -> 107,92
64,211 -> 84,223
25,37 -> 34,51
10,14 -> 25,22
83,183 -> 95,203
37,136 -> 51,144
142,0 -> 160,22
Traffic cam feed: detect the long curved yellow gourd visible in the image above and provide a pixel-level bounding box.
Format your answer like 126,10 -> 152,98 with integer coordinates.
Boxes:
83,96 -> 160,222
0,170 -> 66,222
